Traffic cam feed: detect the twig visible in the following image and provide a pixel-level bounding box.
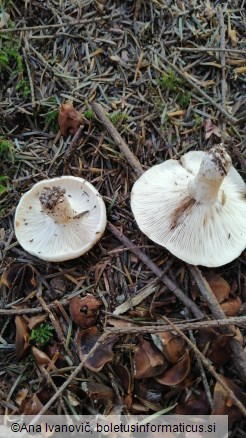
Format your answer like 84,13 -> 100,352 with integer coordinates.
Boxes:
91,102 -> 144,178
189,265 -> 246,381
150,49 -> 238,124
106,316 -> 246,334
177,47 -> 246,54
108,222 -> 204,319
162,316 -> 246,418
0,12 -> 120,33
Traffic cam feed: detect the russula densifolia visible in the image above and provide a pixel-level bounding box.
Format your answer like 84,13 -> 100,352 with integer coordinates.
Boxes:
131,145 -> 246,267
14,176 -> 107,262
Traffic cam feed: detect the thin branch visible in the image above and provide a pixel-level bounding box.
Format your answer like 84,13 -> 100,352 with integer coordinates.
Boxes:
91,102 -> 144,178
108,222 -> 204,319
177,47 -> 246,55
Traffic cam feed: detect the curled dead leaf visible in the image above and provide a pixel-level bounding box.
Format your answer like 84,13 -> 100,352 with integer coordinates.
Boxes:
15,316 -> 30,360
155,351 -> 190,386
153,332 -> 186,364
76,327 -> 118,372
69,294 -> 102,328
229,29 -> 238,47
81,382 -> 114,406
134,338 -> 167,379
58,101 -> 84,136
205,273 -> 230,303
32,346 -> 57,370
212,376 -> 246,423
2,264 -> 36,296
196,328 -> 232,366
19,393 -> 53,415
176,391 -> 210,415
28,314 -> 47,330
114,364 -> 132,408
220,297 -> 241,316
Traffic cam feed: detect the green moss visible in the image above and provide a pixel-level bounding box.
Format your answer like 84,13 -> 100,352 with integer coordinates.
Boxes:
160,68 -> 184,92
84,108 -> 94,119
0,175 -> 7,195
29,323 -> 54,347
108,111 -> 128,125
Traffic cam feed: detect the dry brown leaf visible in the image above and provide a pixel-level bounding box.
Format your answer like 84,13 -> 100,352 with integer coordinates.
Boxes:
155,332 -> 186,364
155,351 -> 190,386
69,294 -> 102,328
32,346 -> 57,370
134,338 -> 167,379
220,297 -> 241,316
204,119 -> 221,140
212,376 -> 246,422
28,314 -> 47,330
196,327 -> 232,365
58,101 -> 84,136
15,316 -> 30,360
81,382 -> 114,406
19,393 -> 53,415
2,264 -> 36,296
76,327 -> 118,371
176,391 -> 210,415
15,388 -> 29,406
205,273 -> 230,303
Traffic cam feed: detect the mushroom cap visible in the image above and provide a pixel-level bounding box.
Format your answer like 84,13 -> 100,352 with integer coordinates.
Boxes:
14,176 -> 107,262
131,151 -> 246,267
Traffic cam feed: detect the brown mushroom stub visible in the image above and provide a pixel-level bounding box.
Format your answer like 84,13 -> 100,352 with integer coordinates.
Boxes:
131,145 -> 246,267
14,176 -> 107,262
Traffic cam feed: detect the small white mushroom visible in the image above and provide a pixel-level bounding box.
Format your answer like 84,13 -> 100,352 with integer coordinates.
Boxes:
14,176 -> 107,262
131,145 -> 246,267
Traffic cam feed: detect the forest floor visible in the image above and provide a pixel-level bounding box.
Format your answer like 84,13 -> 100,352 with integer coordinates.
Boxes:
0,0 -> 246,434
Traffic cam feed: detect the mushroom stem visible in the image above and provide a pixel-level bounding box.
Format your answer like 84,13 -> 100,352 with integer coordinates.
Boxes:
187,145 -> 232,204
39,186 -> 74,224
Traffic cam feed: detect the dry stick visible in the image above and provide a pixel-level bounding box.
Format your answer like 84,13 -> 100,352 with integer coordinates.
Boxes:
91,102 -> 144,178
177,47 -> 246,54
64,125 -> 85,166
22,47 -> 35,108
31,332 -> 109,422
0,12 -> 120,33
150,49 -> 238,124
162,315 -> 246,418
189,265 -> 246,382
106,316 -> 246,334
108,222 -> 204,319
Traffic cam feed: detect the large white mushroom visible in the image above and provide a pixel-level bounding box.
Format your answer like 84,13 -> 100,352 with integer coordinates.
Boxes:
131,145 -> 246,267
14,176 -> 107,262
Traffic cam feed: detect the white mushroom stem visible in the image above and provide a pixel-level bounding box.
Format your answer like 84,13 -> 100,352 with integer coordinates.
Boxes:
188,145 -> 232,204
39,186 -> 74,224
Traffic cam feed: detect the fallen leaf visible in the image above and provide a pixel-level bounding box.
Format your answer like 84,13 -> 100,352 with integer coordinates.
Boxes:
212,376 -> 246,423
196,328 -> 232,365
76,327 -> 118,371
19,393 -> 53,415
155,352 -> 190,386
134,338 -> 168,379
204,119 -> 221,140
15,388 -> 29,406
28,314 -> 47,330
2,264 -> 36,296
176,391 -> 210,415
69,294 -> 102,328
15,316 -> 30,360
153,332 -> 186,364
205,273 -> 230,303
58,101 -> 84,136
81,382 -> 114,406
220,297 -> 241,316
32,346 -> 57,370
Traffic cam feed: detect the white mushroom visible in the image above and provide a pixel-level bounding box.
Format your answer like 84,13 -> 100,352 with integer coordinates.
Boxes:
131,145 -> 246,267
14,176 -> 107,262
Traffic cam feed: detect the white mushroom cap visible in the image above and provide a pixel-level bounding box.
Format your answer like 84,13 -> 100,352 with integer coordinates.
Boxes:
14,176 -> 107,262
131,146 -> 246,267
